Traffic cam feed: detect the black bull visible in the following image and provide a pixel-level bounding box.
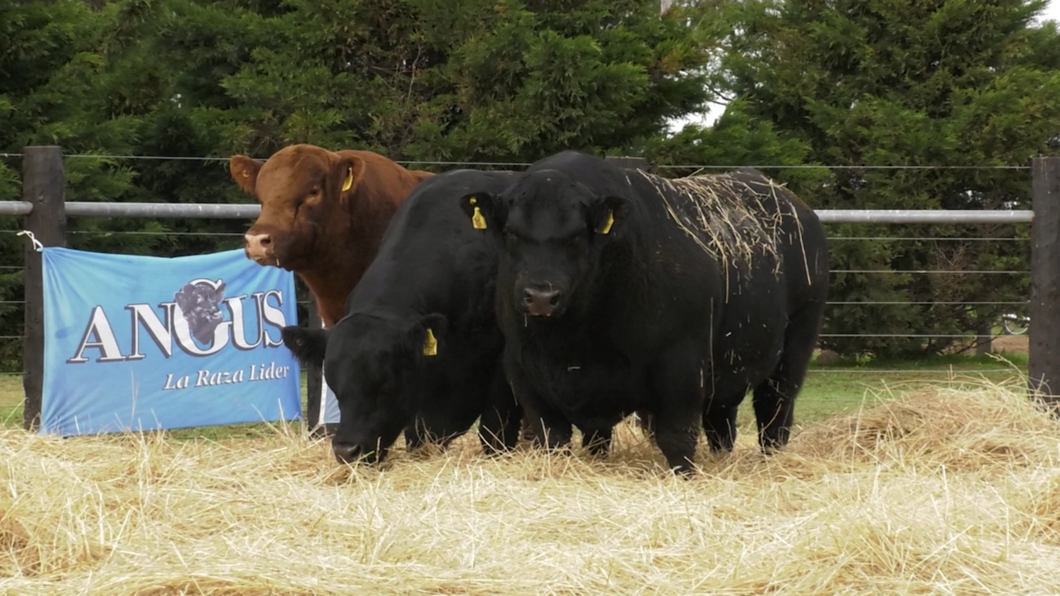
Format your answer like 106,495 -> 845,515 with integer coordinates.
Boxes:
281,169 -> 524,464
461,151 -> 829,474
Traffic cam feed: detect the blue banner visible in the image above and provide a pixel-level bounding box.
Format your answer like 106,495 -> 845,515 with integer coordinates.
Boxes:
319,365 -> 341,427
41,247 -> 301,436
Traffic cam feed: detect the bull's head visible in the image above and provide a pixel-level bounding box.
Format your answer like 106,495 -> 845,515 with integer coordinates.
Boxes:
459,170 -> 630,319
229,144 -> 366,271
315,313 -> 449,465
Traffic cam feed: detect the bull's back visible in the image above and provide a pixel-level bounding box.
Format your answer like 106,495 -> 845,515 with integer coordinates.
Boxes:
640,170 -> 827,308
347,150 -> 434,208
349,170 -> 518,316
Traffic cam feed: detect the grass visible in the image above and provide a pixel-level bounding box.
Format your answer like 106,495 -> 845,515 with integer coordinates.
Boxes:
0,375 -> 314,441
788,351 -> 1029,425
0,352 -> 1031,439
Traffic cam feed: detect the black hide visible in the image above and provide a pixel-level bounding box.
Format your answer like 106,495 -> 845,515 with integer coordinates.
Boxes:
464,151 -> 829,474
283,169 -> 524,465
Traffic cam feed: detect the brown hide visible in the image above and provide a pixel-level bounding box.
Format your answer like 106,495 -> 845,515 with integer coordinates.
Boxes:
229,144 -> 433,326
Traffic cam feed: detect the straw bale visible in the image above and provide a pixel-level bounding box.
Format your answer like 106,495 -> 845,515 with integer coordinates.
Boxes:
2,380 -> 1060,594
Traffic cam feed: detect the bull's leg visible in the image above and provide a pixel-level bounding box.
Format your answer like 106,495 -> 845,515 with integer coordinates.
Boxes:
523,400 -> 573,451
752,302 -> 824,453
413,414 -> 474,450
408,387 -> 480,451
651,409 -> 700,476
702,399 -> 740,453
702,372 -> 751,453
650,346 -> 706,475
506,365 -> 573,451
519,418 -> 536,443
635,410 -> 655,444
580,425 -> 613,457
477,367 -> 523,455
403,418 -> 428,451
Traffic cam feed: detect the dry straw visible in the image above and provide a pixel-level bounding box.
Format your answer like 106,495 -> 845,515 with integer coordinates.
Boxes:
639,170 -> 802,293
3,378 -> 1060,594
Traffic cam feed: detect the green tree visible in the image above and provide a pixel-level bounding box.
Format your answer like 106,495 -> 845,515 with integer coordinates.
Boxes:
152,0 -> 714,162
694,0 -> 1060,357
406,0 -> 711,162
646,98 -> 831,196
0,0 -> 716,370
0,0 -> 180,371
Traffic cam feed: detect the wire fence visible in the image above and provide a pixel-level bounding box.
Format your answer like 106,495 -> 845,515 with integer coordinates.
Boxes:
0,155 -> 1040,416
0,152 -> 1038,169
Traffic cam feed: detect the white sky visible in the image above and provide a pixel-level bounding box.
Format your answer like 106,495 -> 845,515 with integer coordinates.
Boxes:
673,1 -> 1060,130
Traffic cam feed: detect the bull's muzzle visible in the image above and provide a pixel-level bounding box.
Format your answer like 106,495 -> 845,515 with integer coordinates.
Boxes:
332,441 -> 382,465
244,233 -> 276,265
522,285 -> 563,317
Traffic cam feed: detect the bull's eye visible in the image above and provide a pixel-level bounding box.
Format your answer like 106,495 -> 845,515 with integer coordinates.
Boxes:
309,186 -> 321,196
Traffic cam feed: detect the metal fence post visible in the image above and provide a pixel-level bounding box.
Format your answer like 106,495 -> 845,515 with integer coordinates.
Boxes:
21,146 -> 67,430
304,298 -> 325,437
1030,156 -> 1060,403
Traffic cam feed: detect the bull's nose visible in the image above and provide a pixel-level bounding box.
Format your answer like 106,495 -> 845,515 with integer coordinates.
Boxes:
332,442 -> 361,464
243,233 -> 272,260
523,287 -> 562,317
333,442 -> 383,465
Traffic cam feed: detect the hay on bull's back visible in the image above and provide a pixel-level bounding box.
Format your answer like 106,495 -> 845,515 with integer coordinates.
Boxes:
2,380 -> 1060,594
639,171 -> 794,285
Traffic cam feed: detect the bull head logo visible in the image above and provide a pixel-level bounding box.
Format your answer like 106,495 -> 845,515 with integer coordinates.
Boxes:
174,279 -> 227,344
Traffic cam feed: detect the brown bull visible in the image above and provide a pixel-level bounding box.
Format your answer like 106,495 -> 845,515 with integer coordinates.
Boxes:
229,144 -> 433,326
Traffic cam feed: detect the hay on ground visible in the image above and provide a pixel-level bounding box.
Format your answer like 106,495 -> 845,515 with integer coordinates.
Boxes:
2,380 -> 1060,594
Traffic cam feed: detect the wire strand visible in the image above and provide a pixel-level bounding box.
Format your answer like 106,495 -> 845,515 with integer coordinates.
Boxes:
820,333 -> 1011,338
808,368 -> 1019,375
60,154 -> 538,167
1,153 -> 1036,169
66,230 -> 246,237
654,164 -> 1031,170
827,236 -> 1029,242
826,301 -> 1026,306
831,269 -> 1028,274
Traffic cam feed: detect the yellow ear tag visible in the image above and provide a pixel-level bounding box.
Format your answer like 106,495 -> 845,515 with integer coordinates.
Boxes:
341,166 -> 354,192
423,328 -> 438,357
598,210 -> 615,235
242,170 -> 250,178
469,197 -> 487,230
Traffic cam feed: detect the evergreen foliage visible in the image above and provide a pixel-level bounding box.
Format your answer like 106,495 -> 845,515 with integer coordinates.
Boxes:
654,0 -> 1060,356
3,0 -> 1060,364
0,0 -> 711,370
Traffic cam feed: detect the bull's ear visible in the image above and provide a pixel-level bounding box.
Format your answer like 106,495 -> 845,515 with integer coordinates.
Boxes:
410,313 -> 449,358
281,326 -> 329,367
458,192 -> 507,234
591,196 -> 631,236
229,155 -> 264,194
332,151 -> 368,202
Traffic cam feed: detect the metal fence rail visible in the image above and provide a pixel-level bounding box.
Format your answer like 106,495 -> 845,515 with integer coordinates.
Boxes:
0,200 -> 1041,224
